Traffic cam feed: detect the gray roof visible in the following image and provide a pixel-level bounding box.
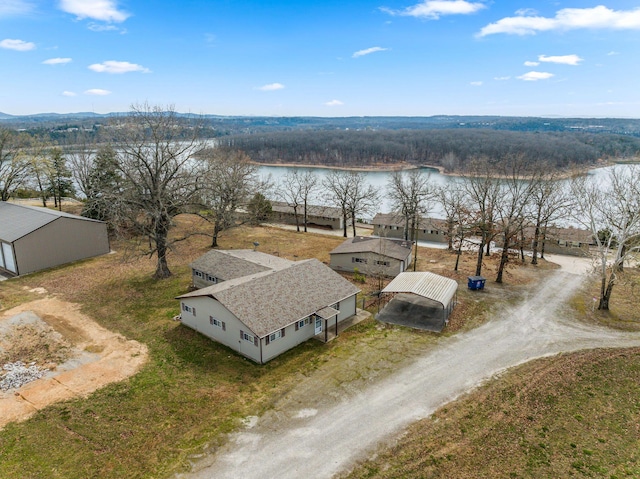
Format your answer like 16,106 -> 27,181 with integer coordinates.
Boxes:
372,212 -> 448,231
382,272 -> 458,308
0,202 -> 103,243
271,201 -> 342,219
329,236 -> 413,261
190,249 -> 293,281
178,259 -> 360,337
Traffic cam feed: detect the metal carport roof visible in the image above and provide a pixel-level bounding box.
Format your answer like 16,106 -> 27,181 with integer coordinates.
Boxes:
381,271 -> 458,308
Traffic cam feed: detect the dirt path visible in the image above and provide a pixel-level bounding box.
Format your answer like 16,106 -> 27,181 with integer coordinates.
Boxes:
0,297 -> 148,429
179,267 -> 640,479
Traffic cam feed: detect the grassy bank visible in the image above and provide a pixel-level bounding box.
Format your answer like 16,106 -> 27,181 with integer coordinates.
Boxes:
0,217 -> 564,478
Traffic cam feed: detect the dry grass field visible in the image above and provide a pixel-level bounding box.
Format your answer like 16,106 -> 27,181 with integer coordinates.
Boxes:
0,212 -> 638,479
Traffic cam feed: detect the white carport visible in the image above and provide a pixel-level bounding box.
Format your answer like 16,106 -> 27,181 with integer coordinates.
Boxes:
379,272 -> 458,330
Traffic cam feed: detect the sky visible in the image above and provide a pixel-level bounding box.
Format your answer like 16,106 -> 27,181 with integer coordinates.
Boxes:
1,0 -> 640,118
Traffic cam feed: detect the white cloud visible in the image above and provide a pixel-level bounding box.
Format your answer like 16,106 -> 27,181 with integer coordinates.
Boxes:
0,0 -> 34,17
0,38 -> 35,51
89,60 -> 150,73
62,91 -> 77,97
524,61 -> 539,66
352,46 -> 389,58
515,8 -> 537,16
325,100 -> 344,106
607,51 -> 620,56
538,54 -> 583,66
256,83 -> 285,91
478,5 -> 640,36
382,0 -> 486,19
43,57 -> 72,65
494,76 -> 510,81
88,23 -> 124,32
59,0 -> 129,22
84,88 -> 111,96
517,71 -> 554,81
470,81 -> 483,86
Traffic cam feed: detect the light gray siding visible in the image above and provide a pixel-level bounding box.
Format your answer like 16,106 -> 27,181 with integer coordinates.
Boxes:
12,217 -> 110,275
329,252 -> 408,277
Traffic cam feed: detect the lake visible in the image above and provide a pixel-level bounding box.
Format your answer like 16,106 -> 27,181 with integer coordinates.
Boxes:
257,163 -> 638,223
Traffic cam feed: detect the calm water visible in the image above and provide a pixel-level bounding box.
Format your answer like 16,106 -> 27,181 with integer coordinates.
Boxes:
257,163 -> 639,222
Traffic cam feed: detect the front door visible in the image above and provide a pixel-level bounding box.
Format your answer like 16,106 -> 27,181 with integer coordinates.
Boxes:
315,317 -> 322,335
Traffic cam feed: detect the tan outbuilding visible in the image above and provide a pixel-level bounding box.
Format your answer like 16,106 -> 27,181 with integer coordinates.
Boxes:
0,202 -> 110,276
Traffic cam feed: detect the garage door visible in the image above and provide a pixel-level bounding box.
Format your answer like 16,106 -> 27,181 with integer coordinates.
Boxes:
1,242 -> 16,273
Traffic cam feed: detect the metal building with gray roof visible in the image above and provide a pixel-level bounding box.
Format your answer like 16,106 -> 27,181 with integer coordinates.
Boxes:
0,202 -> 110,276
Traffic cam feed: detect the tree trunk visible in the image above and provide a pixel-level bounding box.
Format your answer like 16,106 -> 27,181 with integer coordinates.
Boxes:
211,221 -> 221,247
496,239 -> 509,283
303,200 -> 308,233
531,223 -> 541,265
154,219 -> 172,279
342,209 -> 348,238
475,237 -> 485,276
599,276 -> 615,310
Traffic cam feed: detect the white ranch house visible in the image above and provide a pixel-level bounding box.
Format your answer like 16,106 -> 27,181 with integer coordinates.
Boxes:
178,250 -> 360,364
329,236 -> 413,277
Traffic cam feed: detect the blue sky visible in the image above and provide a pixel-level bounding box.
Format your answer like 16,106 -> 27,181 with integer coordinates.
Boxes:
1,0 -> 639,117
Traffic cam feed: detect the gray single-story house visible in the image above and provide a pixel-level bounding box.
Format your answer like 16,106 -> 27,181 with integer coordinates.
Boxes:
177,255 -> 360,364
372,212 -> 448,243
0,202 -> 110,277
190,249 -> 294,289
270,201 -> 349,230
329,236 -> 413,277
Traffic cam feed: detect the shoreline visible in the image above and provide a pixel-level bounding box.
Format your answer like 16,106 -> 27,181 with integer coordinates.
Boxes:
251,160 -> 625,179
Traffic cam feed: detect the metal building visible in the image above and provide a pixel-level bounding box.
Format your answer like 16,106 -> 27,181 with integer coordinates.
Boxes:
0,202 -> 110,276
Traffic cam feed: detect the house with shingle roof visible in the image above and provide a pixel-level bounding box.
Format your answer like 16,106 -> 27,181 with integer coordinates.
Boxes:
329,236 -> 413,277
270,201 -> 349,230
189,249 -> 294,289
372,212 -> 448,244
0,202 -> 109,276
177,253 -> 360,363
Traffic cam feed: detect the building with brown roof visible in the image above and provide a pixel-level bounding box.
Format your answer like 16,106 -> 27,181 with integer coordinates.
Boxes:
177,254 -> 360,363
329,236 -> 413,277
270,201 -> 349,230
372,212 -> 448,243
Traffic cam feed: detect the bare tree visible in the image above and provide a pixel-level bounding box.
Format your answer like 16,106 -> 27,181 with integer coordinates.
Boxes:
461,158 -> 501,277
493,160 -> 535,283
276,170 -> 304,232
387,169 -> 433,241
201,147 -> 259,247
66,137 -> 96,199
322,170 -> 353,238
571,166 -> 640,310
113,103 -> 207,279
528,169 -> 572,265
299,170 -> 318,232
0,127 -> 29,201
437,182 -> 472,271
346,172 -> 378,237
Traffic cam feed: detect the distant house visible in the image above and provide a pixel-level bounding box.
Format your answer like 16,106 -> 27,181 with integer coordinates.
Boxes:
0,202 -> 110,277
190,249 -> 293,289
329,236 -> 413,277
540,225 -> 596,256
178,252 -> 360,364
372,213 -> 448,243
270,201 -> 349,230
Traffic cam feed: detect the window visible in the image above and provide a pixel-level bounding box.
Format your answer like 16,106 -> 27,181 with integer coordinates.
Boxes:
352,257 -> 367,264
194,270 -> 203,278
209,316 -> 226,330
241,331 -> 254,343
269,330 -> 282,342
182,303 -> 195,315
206,274 -> 218,283
375,260 -> 390,266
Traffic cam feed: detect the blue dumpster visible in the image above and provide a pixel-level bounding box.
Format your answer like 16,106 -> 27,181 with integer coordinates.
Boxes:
467,276 -> 486,290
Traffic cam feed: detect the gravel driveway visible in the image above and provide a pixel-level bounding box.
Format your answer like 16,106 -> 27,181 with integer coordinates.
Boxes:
179,263 -> 640,479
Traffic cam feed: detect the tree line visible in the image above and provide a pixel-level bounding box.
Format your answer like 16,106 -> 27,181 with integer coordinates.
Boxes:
221,129 -> 640,172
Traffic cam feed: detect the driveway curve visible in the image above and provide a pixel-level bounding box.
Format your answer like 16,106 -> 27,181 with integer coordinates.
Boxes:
179,267 -> 640,479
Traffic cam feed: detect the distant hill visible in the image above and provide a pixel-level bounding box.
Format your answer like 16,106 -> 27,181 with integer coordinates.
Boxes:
2,112 -> 640,138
